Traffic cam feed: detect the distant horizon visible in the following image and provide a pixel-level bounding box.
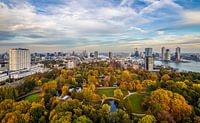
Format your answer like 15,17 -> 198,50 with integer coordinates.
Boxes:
0,47 -> 200,54
0,0 -> 200,52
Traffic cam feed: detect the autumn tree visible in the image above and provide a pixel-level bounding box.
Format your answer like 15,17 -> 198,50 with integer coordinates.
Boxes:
0,99 -> 31,123
161,74 -> 170,81
88,75 -> 99,86
114,88 -> 123,98
61,85 -> 69,97
111,109 -> 131,123
73,115 -> 92,123
144,89 -> 192,122
99,104 -> 110,122
30,102 -> 47,123
138,115 -> 157,123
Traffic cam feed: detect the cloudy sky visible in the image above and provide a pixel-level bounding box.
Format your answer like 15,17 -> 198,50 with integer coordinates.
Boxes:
0,0 -> 200,53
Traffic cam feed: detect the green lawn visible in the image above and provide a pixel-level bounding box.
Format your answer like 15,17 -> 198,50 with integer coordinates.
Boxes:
96,88 -> 128,97
126,94 -> 147,114
25,93 -> 40,103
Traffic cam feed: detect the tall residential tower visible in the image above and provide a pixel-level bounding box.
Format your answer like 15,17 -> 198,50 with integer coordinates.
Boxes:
144,48 -> 154,71
165,49 -> 171,61
161,47 -> 165,61
175,47 -> 181,61
9,48 -> 31,71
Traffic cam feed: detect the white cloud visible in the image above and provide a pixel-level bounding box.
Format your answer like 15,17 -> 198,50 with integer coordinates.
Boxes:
0,0 -> 200,52
128,26 -> 146,33
139,0 -> 182,15
182,10 -> 200,24
157,31 -> 165,35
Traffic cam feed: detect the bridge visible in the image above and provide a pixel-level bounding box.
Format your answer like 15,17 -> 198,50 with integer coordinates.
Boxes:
101,97 -> 120,104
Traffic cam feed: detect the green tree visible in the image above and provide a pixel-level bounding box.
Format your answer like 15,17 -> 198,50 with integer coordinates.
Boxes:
73,115 -> 92,123
114,88 -> 124,98
138,115 -> 156,123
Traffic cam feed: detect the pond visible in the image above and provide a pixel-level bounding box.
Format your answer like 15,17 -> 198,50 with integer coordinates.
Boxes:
105,99 -> 118,112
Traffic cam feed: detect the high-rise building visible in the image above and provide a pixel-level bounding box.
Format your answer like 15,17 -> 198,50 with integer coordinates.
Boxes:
145,48 -> 153,57
94,51 -> 98,58
9,48 -> 31,71
134,48 -> 139,57
108,52 -> 113,59
175,47 -> 181,61
83,50 -> 88,58
145,56 -> 154,71
144,48 -> 153,71
161,47 -> 165,61
165,49 -> 171,61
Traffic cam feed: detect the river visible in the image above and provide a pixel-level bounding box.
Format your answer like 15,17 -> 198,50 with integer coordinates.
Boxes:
154,60 -> 200,72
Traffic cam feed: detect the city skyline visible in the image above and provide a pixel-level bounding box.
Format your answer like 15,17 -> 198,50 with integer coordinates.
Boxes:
0,0 -> 200,52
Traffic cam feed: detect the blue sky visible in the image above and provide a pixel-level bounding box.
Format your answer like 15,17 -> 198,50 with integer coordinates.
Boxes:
0,0 -> 200,53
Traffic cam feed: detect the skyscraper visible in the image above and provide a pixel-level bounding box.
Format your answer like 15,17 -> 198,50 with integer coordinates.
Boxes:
94,51 -> 98,59
175,47 -> 181,61
165,49 -> 171,61
9,48 -> 31,71
145,48 -> 153,57
108,52 -> 112,59
134,48 -> 139,57
144,48 -> 153,71
145,56 -> 154,71
161,47 -> 165,61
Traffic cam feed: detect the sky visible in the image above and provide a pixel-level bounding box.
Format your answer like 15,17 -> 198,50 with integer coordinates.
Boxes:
0,0 -> 200,53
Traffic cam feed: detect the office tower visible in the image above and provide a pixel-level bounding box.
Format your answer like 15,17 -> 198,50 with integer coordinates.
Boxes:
134,48 -> 139,57
161,47 -> 165,61
175,47 -> 181,61
83,50 -> 88,58
144,48 -> 153,71
9,48 -> 31,71
165,49 -> 171,61
145,48 -> 153,57
145,56 -> 154,71
94,51 -> 98,58
108,52 -> 113,59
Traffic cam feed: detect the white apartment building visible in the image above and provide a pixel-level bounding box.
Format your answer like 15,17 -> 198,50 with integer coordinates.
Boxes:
9,48 -> 31,71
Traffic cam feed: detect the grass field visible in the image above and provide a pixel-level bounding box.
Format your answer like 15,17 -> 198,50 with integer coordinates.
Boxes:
96,88 -> 128,97
126,94 -> 147,114
25,93 -> 40,103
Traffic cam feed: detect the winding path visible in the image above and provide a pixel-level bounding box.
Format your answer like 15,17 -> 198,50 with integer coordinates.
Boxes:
131,113 -> 146,117
123,91 -> 147,100
96,87 -> 117,89
16,89 -> 41,101
97,87 -> 147,116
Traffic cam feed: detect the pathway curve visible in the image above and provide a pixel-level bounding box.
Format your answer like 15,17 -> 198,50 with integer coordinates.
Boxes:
16,89 -> 41,101
123,91 -> 146,100
97,87 -> 147,117
131,113 -> 146,117
96,87 -> 117,89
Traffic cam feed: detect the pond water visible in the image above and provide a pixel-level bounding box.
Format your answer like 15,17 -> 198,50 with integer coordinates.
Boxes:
110,100 -> 117,112
105,99 -> 118,112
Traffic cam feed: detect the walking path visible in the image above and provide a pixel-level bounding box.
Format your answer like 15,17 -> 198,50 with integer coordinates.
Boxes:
96,87 -> 117,89
123,91 -> 146,100
16,89 -> 41,101
132,113 -> 146,117
97,86 -> 147,116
